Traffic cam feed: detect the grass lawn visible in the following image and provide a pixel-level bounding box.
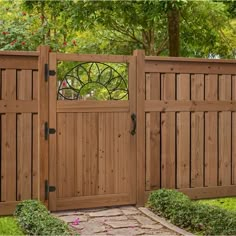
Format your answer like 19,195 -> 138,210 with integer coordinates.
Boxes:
0,217 -> 24,235
198,197 -> 236,212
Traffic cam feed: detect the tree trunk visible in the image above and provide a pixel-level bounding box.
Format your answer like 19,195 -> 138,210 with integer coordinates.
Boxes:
168,6 -> 180,57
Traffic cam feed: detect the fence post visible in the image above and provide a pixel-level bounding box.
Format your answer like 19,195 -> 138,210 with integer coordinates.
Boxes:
37,45 -> 50,205
133,50 -> 146,206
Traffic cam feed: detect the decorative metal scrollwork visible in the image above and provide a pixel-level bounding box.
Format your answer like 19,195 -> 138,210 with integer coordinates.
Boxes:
57,62 -> 128,100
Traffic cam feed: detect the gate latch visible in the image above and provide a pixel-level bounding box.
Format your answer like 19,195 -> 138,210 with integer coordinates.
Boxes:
44,122 -> 56,140
45,180 -> 56,200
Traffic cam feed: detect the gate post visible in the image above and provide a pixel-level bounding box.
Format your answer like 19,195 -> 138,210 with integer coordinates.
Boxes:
37,45 -> 50,205
133,50 -> 146,206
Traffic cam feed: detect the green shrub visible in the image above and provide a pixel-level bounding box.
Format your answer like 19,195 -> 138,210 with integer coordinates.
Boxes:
0,217 -> 24,235
198,197 -> 236,212
147,189 -> 236,235
14,200 -> 71,235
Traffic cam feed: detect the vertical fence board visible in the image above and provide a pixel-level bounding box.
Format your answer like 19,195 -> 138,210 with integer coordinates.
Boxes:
75,113 -> 83,197
17,70 -> 32,200
38,45 -> 49,203
82,113 -> 98,196
82,113 -> 89,196
32,114 -> 38,199
124,112 -> 130,194
90,113 -> 98,195
57,113 -> 66,198
48,52 -> 57,210
114,113 -> 120,194
106,113 -> 115,194
32,70 -> 38,199
177,74 -> 190,188
191,74 -> 204,188
98,113 -> 106,195
150,73 -> 161,190
161,73 -> 176,188
205,74 -> 218,187
134,50 -> 145,205
145,75 -> 151,190
33,71 -> 38,100
219,75 -> 231,186
65,113 -> 75,197
119,113 -> 126,193
1,70 -> 17,201
232,75 -> 236,185
1,115 -> 6,202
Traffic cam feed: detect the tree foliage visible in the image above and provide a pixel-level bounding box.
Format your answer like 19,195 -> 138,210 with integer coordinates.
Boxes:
0,0 -> 235,58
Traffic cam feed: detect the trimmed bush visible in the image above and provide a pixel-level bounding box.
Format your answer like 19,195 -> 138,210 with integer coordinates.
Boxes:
14,200 -> 71,235
0,217 -> 24,235
147,189 -> 236,235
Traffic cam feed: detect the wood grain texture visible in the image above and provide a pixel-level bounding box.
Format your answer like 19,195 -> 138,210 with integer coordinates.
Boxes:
145,73 -> 161,191
0,56 -> 38,70
232,75 -> 236,185
37,45 -> 50,204
48,52 -> 57,210
218,75 -> 231,186
57,100 -> 129,113
32,114 -> 39,199
191,74 -> 204,188
134,50 -> 145,205
205,74 -> 218,187
17,70 -> 32,200
56,53 -> 133,63
0,202 -> 19,216
144,100 -> 236,112
176,74 -> 190,189
145,60 -> 235,75
1,70 -> 17,201
161,73 -> 176,188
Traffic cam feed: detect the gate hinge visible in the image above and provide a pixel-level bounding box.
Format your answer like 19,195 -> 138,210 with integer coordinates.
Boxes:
44,122 -> 56,140
45,63 -> 56,82
45,180 -> 56,200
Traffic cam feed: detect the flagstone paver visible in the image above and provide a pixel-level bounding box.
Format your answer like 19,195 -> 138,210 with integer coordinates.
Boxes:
54,206 -> 181,235
133,215 -> 156,225
107,228 -> 145,235
89,208 -> 123,217
105,219 -> 139,228
120,206 -> 140,215
93,215 -> 128,222
59,215 -> 88,223
141,224 -> 163,230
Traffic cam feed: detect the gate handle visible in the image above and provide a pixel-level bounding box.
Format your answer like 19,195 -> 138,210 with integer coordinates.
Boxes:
130,113 -> 136,135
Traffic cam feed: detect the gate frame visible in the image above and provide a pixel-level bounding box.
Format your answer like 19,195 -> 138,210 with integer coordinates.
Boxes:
47,50 -> 139,211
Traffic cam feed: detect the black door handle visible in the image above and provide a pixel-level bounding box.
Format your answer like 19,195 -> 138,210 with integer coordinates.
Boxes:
130,113 -> 136,135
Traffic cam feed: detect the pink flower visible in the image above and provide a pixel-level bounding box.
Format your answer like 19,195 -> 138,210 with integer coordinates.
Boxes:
71,218 -> 80,225
62,81 -> 67,87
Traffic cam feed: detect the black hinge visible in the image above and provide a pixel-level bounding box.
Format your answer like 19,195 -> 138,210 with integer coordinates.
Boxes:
45,64 -> 56,82
45,180 -> 56,200
44,122 -> 56,140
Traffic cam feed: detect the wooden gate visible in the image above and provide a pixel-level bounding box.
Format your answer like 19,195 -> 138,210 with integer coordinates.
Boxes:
48,53 -> 137,211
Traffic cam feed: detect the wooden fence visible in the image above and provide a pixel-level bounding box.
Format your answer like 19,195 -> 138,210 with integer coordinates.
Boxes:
140,56 -> 236,202
0,47 -> 49,215
0,47 -> 236,215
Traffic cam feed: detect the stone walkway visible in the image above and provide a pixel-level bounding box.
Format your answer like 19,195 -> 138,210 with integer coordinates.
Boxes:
54,206 -> 180,235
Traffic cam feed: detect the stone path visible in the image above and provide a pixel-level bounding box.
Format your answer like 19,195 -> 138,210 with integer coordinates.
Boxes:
54,206 -> 180,235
